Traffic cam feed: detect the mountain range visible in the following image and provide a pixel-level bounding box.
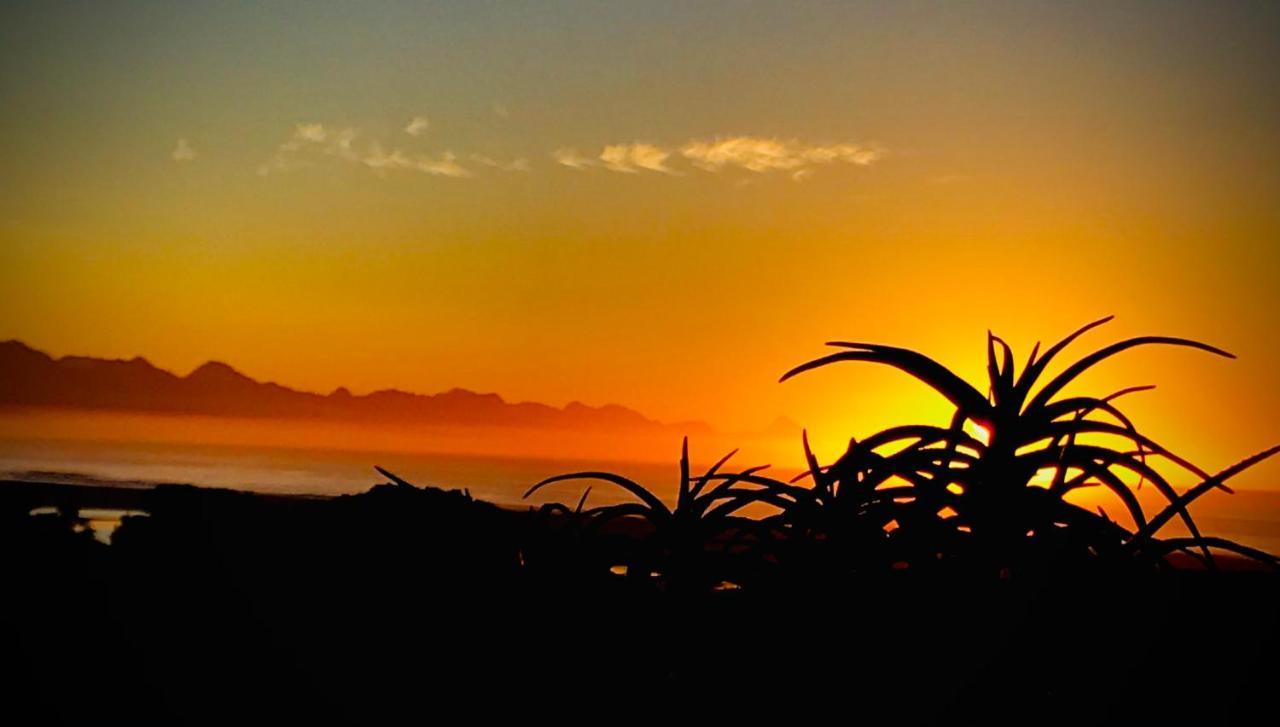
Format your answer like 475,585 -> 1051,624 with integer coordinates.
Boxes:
0,340 -> 712,434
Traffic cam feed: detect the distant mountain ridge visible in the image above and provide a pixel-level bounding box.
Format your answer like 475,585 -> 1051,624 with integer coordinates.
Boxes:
0,340 -> 711,433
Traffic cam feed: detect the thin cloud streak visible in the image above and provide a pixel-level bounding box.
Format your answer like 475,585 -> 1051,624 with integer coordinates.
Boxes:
681,136 -> 884,176
553,135 -> 883,178
364,144 -> 470,177
256,125 -> 881,182
258,122 -> 470,178
472,154 -> 530,172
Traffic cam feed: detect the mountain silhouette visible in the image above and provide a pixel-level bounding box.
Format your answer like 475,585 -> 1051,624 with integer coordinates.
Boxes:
0,340 -> 711,433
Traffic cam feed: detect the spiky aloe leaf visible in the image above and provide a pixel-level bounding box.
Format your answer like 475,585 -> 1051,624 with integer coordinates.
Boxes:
988,332 -> 1016,407
704,490 -> 806,520
1040,443 -> 1180,503
857,465 -> 966,497
697,471 -> 809,518
1035,419 -> 1174,457
1135,444 -> 1280,541
525,472 -> 670,517
677,436 -> 692,511
851,424 -> 987,455
1026,336 -> 1233,414
374,466 -> 416,488
1021,340 -> 1041,385
1012,315 -> 1115,408
1032,455 -> 1148,532
1042,387 -> 1151,493
1032,443 -> 1208,550
535,502 -> 573,517
881,447 -> 981,475
1033,420 -> 1225,492
688,447 -> 740,500
822,428 -> 980,501
781,343 -> 991,422
574,487 -> 593,514
790,430 -> 830,490
583,502 -> 662,530
1036,386 -> 1156,427
697,465 -> 776,502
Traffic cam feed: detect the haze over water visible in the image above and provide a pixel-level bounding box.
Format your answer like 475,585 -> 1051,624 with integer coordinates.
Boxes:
0,430 -> 687,507
3,414 -> 1278,556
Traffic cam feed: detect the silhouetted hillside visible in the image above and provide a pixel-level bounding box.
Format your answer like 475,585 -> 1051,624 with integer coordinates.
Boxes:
0,340 -> 710,433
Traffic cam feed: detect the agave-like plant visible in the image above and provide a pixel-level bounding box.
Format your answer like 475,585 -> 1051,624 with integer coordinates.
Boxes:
517,486 -> 606,584
523,438 -> 801,593
774,427 -> 986,578
781,317 -> 1279,573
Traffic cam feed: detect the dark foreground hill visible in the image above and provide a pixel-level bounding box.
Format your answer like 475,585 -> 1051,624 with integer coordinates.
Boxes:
2,479 -> 1277,724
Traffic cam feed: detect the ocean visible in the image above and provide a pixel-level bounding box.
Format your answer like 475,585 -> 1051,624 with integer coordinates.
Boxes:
3,432 -> 1279,556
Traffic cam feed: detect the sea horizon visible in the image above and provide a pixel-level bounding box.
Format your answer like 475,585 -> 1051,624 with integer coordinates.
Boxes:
6,427 -> 1280,557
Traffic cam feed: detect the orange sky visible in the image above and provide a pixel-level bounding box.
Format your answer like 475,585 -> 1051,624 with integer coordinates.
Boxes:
1,2 -> 1278,485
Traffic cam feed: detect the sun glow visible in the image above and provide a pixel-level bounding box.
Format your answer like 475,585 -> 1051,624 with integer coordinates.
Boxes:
1029,467 -> 1058,489
967,422 -> 992,446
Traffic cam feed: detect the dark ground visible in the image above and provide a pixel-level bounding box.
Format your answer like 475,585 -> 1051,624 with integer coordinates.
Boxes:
2,480 -> 1277,725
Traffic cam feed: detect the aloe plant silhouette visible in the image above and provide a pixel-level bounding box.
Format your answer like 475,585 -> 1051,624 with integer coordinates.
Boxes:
776,426 -> 985,578
782,317 -> 1279,574
524,438 -> 799,593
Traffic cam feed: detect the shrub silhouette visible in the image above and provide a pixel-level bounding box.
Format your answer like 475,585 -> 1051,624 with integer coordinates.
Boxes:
770,427 -> 987,579
780,316 -> 1280,576
524,437 -> 799,593
523,319 -> 1279,589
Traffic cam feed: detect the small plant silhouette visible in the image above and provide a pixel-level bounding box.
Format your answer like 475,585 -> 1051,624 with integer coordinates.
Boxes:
524,438 -> 799,593
772,426 -> 986,578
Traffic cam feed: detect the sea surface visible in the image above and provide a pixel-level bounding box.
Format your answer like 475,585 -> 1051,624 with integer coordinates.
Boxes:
0,436 -> 717,508
3,435 -> 1279,555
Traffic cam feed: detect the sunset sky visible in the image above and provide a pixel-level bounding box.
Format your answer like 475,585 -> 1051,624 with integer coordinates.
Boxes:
2,2 -> 1279,480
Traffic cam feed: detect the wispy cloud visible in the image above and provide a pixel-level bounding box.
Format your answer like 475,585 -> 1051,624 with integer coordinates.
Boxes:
415,153 -> 470,178
553,147 -> 595,169
405,116 -> 430,137
361,144 -> 470,177
492,103 -> 510,119
680,136 -> 883,177
471,154 -> 530,172
555,144 -> 674,173
361,145 -> 412,171
553,136 -> 883,179
257,123 -> 882,183
260,123 -> 346,175
259,122 -> 471,178
172,138 -> 197,162
258,122 -> 362,175
599,143 -> 674,174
